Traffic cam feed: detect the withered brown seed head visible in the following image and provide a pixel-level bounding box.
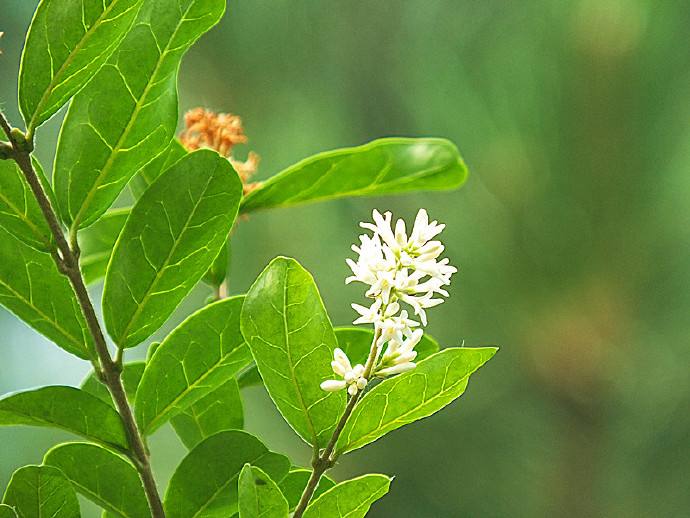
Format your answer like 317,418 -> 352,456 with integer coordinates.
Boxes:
179,107 -> 261,194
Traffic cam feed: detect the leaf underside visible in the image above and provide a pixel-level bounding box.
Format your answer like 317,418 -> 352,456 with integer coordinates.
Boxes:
241,137 -> 467,213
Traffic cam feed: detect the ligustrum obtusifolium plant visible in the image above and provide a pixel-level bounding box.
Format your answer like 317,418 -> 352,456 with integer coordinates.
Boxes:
0,1 -> 496,516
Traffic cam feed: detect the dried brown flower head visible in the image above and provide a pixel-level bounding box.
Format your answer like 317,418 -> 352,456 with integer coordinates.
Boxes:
179,107 -> 261,194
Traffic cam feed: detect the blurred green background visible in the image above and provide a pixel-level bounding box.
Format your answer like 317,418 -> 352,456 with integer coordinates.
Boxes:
2,0 -> 690,516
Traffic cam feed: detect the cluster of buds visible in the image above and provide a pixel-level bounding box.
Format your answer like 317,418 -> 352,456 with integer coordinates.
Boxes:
179,107 -> 261,194
321,209 -> 456,396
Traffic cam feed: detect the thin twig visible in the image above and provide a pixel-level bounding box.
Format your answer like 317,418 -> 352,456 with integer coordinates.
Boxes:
0,111 -> 165,518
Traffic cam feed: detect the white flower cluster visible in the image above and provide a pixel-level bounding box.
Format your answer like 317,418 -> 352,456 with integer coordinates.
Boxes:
321,209 -> 456,395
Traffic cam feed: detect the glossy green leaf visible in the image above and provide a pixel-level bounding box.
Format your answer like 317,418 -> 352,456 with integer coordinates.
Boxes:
241,138 -> 467,213
278,469 -> 335,512
336,327 -> 439,365
79,209 -> 129,284
0,159 -> 53,251
44,442 -> 149,518
337,347 -> 497,455
103,149 -> 242,348
53,0 -> 225,229
0,386 -> 128,452
2,465 -> 80,518
135,296 -> 251,435
241,257 -> 345,448
18,0 -> 142,131
129,139 -> 187,199
171,378 -> 244,449
81,361 -> 145,406
302,474 -> 391,518
164,430 -> 290,518
0,504 -> 17,518
238,465 -> 288,518
0,227 -> 94,360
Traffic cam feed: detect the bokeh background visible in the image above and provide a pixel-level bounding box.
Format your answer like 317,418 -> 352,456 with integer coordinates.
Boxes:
2,1 -> 690,516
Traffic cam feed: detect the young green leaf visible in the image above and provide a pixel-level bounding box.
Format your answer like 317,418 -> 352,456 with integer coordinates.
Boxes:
18,0 -> 143,131
0,504 -> 17,518
0,159 -> 53,251
44,443 -> 150,518
171,378 -> 244,450
129,139 -> 187,199
53,0 -> 225,229
241,257 -> 346,449
81,361 -> 145,406
164,430 -> 290,518
302,474 -> 391,518
0,386 -> 128,452
337,347 -> 497,455
336,327 -> 439,366
135,296 -> 251,435
2,465 -> 80,517
103,149 -> 242,348
241,138 -> 467,213
79,209 -> 129,285
238,464 -> 288,518
0,228 -> 94,360
278,469 -> 335,512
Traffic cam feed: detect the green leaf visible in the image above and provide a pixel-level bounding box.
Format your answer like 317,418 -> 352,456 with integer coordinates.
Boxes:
238,465 -> 288,518
129,139 -> 187,199
0,227 -> 94,360
2,465 -> 80,517
81,361 -> 145,406
18,0 -> 143,131
302,474 -> 391,518
135,296 -> 251,435
171,378 -> 243,450
0,386 -> 128,452
79,209 -> 129,285
44,442 -> 149,518
0,159 -> 53,251
103,149 -> 242,348
240,138 -> 467,213
241,257 -> 345,448
278,469 -> 335,512
336,347 -> 497,455
53,1 -> 225,229
0,504 -> 17,518
336,327 -> 439,365
164,430 -> 290,518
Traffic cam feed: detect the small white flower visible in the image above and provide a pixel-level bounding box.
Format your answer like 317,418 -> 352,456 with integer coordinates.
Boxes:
351,299 -> 383,325
320,348 -> 368,395
338,208 -> 457,386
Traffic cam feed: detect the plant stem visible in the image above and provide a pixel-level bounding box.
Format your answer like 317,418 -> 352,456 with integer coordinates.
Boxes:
293,329 -> 382,518
0,112 -> 165,518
